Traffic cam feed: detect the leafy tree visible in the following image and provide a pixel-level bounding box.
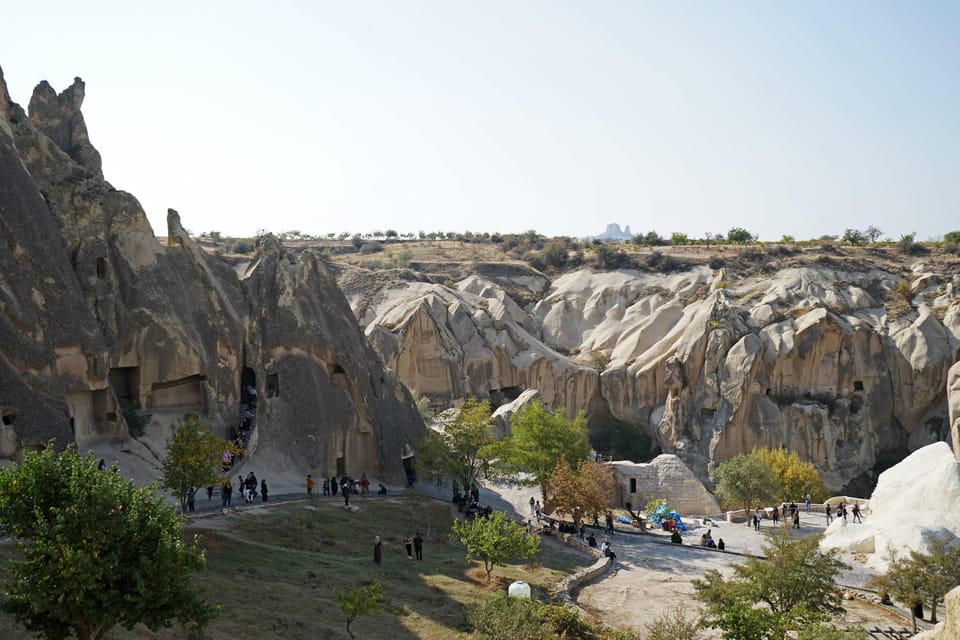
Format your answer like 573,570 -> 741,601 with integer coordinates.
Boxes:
869,550 -> 926,634
331,581 -> 387,639
751,447 -> 829,503
693,529 -> 847,638
671,232 -> 690,246
913,533 -> 960,623
841,228 -> 866,245
416,397 -> 497,494
944,230 -> 960,246
865,225 -> 883,243
779,234 -> 795,244
726,227 -> 756,243
161,414 -> 236,513
541,239 -> 570,270
451,511 -> 541,581
548,458 -> 616,528
711,453 -> 781,519
491,400 -> 591,502
0,444 -> 214,640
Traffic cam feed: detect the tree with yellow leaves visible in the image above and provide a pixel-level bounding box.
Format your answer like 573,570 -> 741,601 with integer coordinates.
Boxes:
161,414 -> 237,513
752,447 -> 829,503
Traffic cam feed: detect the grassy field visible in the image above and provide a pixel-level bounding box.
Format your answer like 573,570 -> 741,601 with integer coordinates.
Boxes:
0,495 -> 590,639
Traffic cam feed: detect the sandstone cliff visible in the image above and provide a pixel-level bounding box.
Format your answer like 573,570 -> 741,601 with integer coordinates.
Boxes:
0,68 -> 423,482
339,248 -> 960,493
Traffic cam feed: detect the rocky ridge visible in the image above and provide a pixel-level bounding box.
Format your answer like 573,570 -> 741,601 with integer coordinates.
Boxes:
0,68 -> 423,482
337,244 -> 960,493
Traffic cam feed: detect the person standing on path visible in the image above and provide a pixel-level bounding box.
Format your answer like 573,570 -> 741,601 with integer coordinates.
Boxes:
373,535 -> 382,564
534,500 -> 542,523
753,508 -> 762,531
404,535 -> 413,559
306,474 -> 314,496
793,511 -> 801,529
414,532 -> 423,560
261,478 -> 268,502
805,494 -> 812,513
826,504 -> 833,525
529,496 -> 535,518
852,503 -> 862,523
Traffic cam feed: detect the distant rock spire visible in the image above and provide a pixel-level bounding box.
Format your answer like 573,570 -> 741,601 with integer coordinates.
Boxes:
27,77 -> 103,177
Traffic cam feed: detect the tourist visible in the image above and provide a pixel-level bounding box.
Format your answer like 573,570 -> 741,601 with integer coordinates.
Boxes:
360,473 -> 370,496
771,505 -> 779,525
306,474 -> 314,496
373,535 -> 382,564
578,523 -> 586,541
602,541 -> 617,561
717,538 -> 725,551
206,485 -> 214,501
414,532 -> 424,560
530,496 -> 536,517
753,508 -> 762,531
330,475 -> 338,496
587,534 -> 598,548
187,487 -> 196,513
852,503 -> 862,523
322,477 -> 330,496
261,478 -> 268,502
793,510 -> 801,529
805,493 -> 812,513
534,500 -> 542,523
378,483 -> 387,495
605,511 -> 615,534
826,504 -> 833,524
404,534 -> 413,559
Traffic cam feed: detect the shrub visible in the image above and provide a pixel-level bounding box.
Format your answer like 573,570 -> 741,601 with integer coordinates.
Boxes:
644,607 -> 702,640
708,255 -> 724,270
727,227 -> 755,243
360,242 -> 384,255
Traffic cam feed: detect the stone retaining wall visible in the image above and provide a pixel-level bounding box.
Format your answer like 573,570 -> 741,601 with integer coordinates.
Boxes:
551,533 -> 610,607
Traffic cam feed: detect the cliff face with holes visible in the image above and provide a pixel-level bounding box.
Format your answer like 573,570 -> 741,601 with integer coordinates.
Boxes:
339,249 -> 960,494
0,68 -> 423,481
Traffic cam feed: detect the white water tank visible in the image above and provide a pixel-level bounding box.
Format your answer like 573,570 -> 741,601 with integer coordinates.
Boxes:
508,580 -> 531,599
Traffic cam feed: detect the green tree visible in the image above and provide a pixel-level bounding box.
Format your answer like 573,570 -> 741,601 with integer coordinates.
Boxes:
161,414 -> 235,513
751,447 -> 829,503
416,397 -> 497,493
548,458 -> 615,528
944,230 -> 960,246
841,228 -> 866,245
492,400 -> 591,503
331,581 -> 387,639
451,511 -> 541,581
913,533 -> 960,623
0,444 -> 214,640
712,453 -> 781,519
869,550 -> 926,634
726,227 -> 756,243
865,225 -> 883,243
671,232 -> 690,245
693,529 -> 847,638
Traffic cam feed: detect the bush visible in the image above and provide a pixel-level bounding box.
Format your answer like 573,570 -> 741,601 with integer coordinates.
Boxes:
727,227 -> 755,243
231,239 -> 254,255
522,250 -> 546,272
120,398 -> 151,438
644,607 -> 702,640
944,230 -> 960,245
467,595 -> 638,640
360,242 -> 384,255
708,255 -> 724,270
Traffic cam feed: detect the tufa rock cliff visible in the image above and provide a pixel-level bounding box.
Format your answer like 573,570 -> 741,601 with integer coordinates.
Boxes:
0,68 -> 423,482
338,250 -> 960,494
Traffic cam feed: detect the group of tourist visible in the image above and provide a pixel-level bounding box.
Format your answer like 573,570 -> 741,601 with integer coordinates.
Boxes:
825,501 -> 863,524
373,532 -> 425,564
307,473 -> 388,503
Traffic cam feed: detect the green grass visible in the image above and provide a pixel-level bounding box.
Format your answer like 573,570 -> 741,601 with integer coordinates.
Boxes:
0,495 -> 589,639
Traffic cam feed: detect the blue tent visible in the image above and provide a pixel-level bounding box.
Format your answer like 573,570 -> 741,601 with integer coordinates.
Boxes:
647,504 -> 687,531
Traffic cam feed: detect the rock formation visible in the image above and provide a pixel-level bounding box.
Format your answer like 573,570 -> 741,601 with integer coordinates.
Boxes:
342,250 -> 960,493
820,441 -> 960,573
0,68 -> 423,482
610,455 -> 721,516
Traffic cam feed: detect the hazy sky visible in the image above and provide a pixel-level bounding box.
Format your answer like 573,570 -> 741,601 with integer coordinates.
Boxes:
2,1 -> 957,241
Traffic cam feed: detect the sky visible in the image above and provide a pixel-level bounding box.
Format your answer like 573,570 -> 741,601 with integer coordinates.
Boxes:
1,1 -> 957,241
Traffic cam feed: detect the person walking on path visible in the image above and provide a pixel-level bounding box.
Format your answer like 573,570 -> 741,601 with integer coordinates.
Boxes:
404,535 -> 413,559
826,504 -> 833,525
414,532 -> 423,560
793,511 -> 801,529
534,500 -> 542,523
805,494 -> 812,513
306,474 -> 314,496
753,508 -> 762,532
529,496 -> 535,518
187,487 -> 196,513
373,535 -> 382,564
261,479 -> 268,502
771,506 -> 779,525
605,511 -> 615,534
343,482 -> 351,506
852,503 -> 862,523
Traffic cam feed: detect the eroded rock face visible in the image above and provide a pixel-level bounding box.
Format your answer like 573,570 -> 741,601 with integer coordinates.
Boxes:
344,255 -> 960,492
0,69 -> 422,481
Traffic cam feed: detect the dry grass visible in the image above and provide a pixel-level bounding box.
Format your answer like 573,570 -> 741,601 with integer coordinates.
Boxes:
0,496 -> 589,640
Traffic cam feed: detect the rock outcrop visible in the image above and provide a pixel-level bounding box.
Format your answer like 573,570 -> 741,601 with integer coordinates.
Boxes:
342,250 -> 960,493
0,68 -> 422,482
